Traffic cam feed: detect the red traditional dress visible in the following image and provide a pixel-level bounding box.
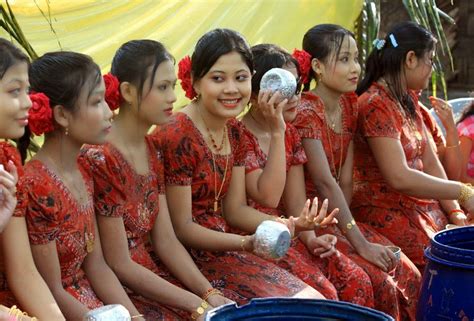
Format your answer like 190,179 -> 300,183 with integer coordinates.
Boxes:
0,142 -> 25,307
154,112 -> 316,304
292,91 -> 422,321
420,105 -> 445,150
353,83 -> 448,272
80,138 -> 186,320
20,159 -> 102,309
241,122 -> 374,307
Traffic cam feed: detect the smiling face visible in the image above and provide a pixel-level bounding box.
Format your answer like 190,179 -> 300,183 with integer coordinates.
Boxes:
138,59 -> 177,126
0,61 -> 32,139
194,51 -> 252,120
317,35 -> 361,94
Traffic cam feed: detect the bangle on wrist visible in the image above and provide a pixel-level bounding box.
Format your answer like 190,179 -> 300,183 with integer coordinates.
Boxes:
131,314 -> 145,319
191,300 -> 209,320
445,142 -> 459,149
458,183 -> 474,206
341,219 -> 356,234
202,288 -> 223,301
240,237 -> 247,251
449,209 -> 465,216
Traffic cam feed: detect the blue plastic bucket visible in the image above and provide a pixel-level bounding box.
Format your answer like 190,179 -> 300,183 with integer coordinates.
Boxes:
206,298 -> 394,320
416,226 -> 474,320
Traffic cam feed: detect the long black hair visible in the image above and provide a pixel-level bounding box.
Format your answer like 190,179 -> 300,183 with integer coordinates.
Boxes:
302,24 -> 354,92
356,22 -> 436,119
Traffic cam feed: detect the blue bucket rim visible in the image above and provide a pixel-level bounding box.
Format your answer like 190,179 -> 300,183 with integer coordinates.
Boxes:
431,226 -> 474,257
424,247 -> 474,270
206,298 -> 394,320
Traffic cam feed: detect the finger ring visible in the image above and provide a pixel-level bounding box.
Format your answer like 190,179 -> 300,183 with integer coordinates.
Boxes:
314,222 -> 320,228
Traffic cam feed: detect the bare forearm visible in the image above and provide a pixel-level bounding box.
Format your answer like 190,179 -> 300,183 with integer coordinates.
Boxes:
8,269 -> 64,321
314,179 -> 367,249
255,134 -> 286,207
175,221 -> 246,251
224,203 -> 276,233
85,263 -> 140,316
155,240 -> 211,297
50,287 -> 89,321
112,260 -> 201,312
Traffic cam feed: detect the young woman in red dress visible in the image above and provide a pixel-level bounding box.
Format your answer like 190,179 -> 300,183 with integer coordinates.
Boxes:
0,38 -> 64,321
238,43 -> 374,306
80,39 -> 233,320
17,51 -> 144,320
354,21 -> 473,271
291,24 -> 422,320
155,28 -> 327,303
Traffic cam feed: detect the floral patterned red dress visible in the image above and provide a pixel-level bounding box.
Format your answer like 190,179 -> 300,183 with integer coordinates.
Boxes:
241,122 -> 374,307
154,112 -> 315,304
353,83 -> 448,272
292,91 -> 422,321
80,138 -> 185,320
0,142 -> 26,307
20,159 -> 102,309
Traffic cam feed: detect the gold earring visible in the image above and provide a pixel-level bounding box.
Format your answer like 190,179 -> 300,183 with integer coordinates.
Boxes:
193,93 -> 201,102
65,127 -> 69,136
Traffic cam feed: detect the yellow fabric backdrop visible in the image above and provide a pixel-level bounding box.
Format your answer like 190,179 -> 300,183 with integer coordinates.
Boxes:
1,0 -> 362,105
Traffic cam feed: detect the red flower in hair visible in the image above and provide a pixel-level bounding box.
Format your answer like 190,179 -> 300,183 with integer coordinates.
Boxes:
28,92 -> 54,136
292,49 -> 312,85
178,55 -> 197,100
103,73 -> 122,110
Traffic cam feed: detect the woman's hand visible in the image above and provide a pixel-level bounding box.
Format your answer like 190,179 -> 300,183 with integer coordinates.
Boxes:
305,234 -> 338,258
206,293 -> 234,307
429,96 -> 457,132
356,242 -> 397,273
290,198 -> 338,234
0,162 -> 18,232
258,90 -> 287,135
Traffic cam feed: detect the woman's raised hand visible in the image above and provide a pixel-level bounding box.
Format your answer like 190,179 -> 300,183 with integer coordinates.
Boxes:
257,90 -> 287,135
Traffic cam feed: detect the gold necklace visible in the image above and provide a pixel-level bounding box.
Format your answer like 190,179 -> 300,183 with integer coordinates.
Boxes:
44,155 -> 94,253
324,106 -> 344,183
195,105 -> 230,212
325,107 -> 341,130
198,106 -> 226,153
211,137 -> 230,213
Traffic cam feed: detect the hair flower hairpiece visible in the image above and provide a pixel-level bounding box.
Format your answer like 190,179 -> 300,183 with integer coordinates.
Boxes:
177,55 -> 197,100
103,73 -> 122,111
389,34 -> 398,48
291,49 -> 312,85
372,38 -> 386,50
28,92 -> 55,136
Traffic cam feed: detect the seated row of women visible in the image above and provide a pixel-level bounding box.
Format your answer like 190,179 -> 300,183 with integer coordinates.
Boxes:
0,20 -> 472,321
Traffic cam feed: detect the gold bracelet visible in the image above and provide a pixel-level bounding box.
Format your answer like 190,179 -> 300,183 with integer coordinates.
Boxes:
202,288 -> 223,301
342,219 -> 356,234
131,314 -> 145,319
458,183 -> 474,206
240,237 -> 246,251
191,301 -> 209,320
445,143 -> 459,149
8,305 -> 38,321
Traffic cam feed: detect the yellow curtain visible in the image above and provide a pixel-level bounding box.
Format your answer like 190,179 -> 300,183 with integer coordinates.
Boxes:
1,0 -> 362,105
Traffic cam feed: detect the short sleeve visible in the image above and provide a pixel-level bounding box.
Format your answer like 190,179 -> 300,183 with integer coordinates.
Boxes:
239,124 -> 262,174
458,116 -> 474,140
358,94 -> 401,139
292,96 -> 323,140
22,176 -> 61,245
79,146 -> 127,218
157,115 -> 199,186
286,124 -> 307,167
